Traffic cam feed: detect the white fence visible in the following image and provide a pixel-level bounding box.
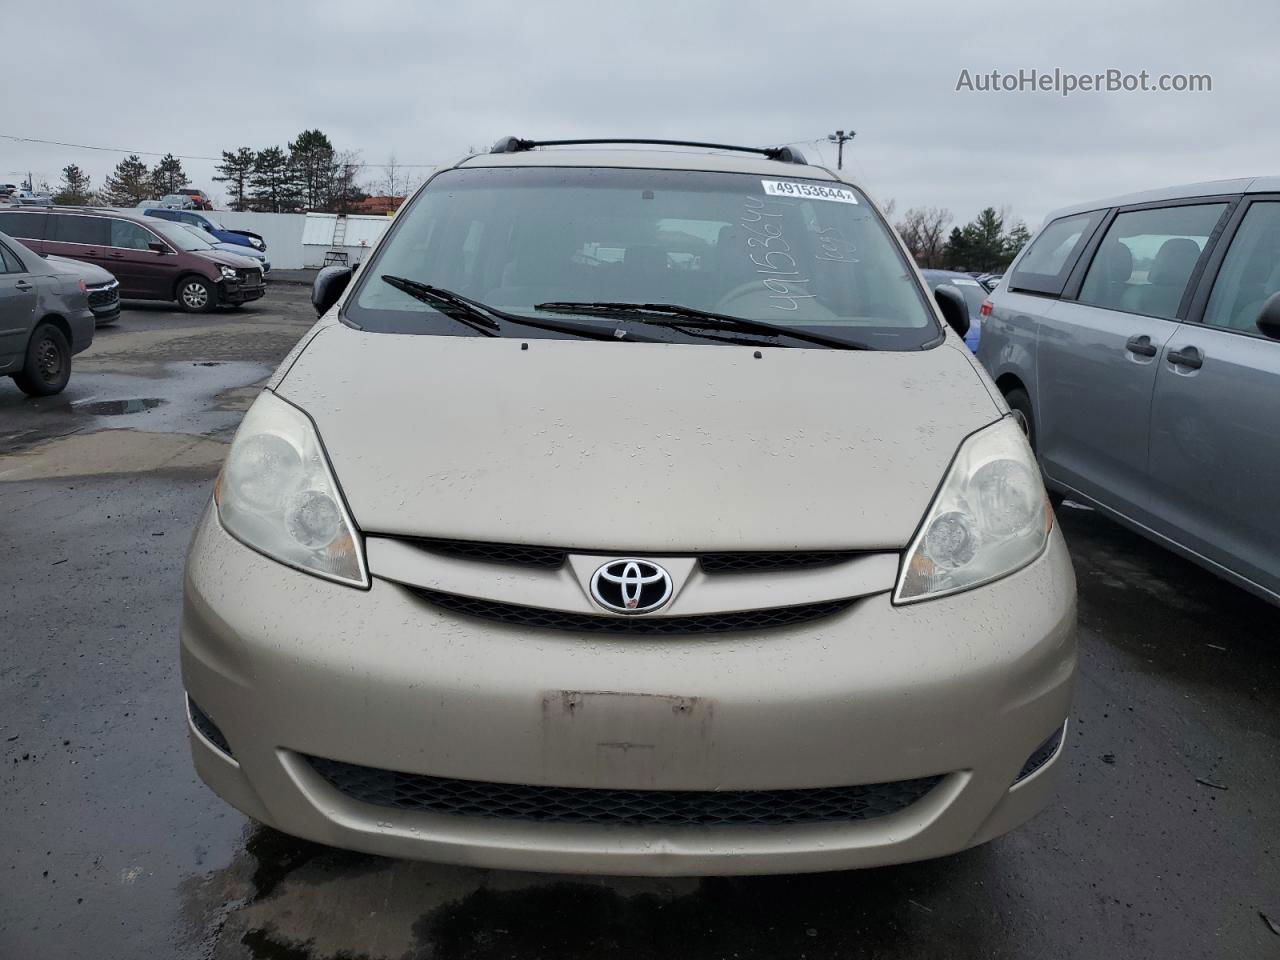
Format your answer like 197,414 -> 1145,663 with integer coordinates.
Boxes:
120,208 -> 393,270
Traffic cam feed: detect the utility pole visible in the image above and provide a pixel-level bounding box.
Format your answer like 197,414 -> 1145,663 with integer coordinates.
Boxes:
827,129 -> 856,170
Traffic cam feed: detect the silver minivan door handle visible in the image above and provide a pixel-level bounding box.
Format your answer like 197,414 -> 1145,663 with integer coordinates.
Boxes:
1125,334 -> 1158,357
1167,345 -> 1203,370
14,280 -> 32,291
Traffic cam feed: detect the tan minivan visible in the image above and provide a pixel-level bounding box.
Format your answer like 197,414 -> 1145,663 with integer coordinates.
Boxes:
0,208 -> 264,313
182,138 -> 1077,875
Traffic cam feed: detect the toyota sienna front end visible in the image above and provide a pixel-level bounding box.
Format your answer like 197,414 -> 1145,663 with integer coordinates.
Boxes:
181,139 -> 1076,875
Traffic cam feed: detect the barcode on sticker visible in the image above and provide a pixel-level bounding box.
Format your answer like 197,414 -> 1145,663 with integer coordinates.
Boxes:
761,180 -> 858,204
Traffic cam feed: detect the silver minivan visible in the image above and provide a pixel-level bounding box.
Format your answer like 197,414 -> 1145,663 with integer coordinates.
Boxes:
979,177 -> 1280,605
182,139 -> 1076,875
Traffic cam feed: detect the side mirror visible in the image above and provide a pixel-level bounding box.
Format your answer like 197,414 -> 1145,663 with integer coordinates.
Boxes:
1257,291 -> 1280,341
148,241 -> 168,254
934,284 -> 971,339
312,265 -> 353,316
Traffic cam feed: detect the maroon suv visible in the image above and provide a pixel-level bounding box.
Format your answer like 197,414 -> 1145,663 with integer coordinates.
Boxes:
0,208 -> 264,313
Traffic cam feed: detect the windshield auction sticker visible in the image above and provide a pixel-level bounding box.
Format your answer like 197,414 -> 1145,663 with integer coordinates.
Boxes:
761,180 -> 858,203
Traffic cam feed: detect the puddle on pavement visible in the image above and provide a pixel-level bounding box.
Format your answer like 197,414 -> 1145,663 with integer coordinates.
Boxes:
73,397 -> 166,417
0,360 -> 269,462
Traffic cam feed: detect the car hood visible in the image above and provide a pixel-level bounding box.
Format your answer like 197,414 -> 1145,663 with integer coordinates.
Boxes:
209,241 -> 265,261
276,326 -> 1002,551
194,248 -> 261,269
43,255 -> 116,285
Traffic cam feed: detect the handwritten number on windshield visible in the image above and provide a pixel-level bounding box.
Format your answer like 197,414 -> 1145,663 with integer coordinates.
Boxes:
740,196 -> 814,310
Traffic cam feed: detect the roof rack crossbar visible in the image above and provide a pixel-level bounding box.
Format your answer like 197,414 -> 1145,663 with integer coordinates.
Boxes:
489,137 -> 807,164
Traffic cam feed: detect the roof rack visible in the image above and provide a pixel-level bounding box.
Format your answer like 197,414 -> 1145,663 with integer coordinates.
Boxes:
489,137 -> 808,165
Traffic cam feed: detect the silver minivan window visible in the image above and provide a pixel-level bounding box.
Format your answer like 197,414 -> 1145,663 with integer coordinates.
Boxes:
347,167 -> 939,350
1077,203 -> 1226,320
1203,202 -> 1280,333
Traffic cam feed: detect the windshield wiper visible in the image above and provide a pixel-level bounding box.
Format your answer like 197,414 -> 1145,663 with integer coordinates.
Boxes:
380,275 -> 501,336
379,276 -> 661,343
533,301 -> 870,350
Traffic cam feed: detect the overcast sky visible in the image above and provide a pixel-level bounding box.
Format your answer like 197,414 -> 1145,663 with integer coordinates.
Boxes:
5,0 -> 1277,229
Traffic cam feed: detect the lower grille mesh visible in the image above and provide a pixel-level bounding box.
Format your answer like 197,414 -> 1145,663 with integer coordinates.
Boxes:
306,756 -> 942,826
410,587 -> 855,634
699,550 -> 861,573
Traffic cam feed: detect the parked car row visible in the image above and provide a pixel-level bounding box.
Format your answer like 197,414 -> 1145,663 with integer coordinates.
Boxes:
142,207 -> 268,257
0,206 -> 266,396
0,207 -> 265,314
137,189 -> 215,211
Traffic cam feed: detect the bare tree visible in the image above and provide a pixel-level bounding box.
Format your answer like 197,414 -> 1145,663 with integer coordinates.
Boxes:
379,154 -> 406,198
895,206 -> 953,268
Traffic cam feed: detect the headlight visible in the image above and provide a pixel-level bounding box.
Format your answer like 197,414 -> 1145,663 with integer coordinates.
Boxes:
894,416 -> 1051,604
214,391 -> 368,587
249,238 -> 264,249
219,265 -> 237,280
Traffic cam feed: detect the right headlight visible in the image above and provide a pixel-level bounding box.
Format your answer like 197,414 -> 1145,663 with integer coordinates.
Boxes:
894,416 -> 1052,604
214,390 -> 368,587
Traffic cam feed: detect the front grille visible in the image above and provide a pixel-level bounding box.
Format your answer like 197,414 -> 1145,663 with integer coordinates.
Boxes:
386,536 -> 863,574
699,550 -> 861,573
235,268 -> 262,284
306,755 -> 943,826
410,587 -> 854,634
410,537 -> 566,568
188,698 -> 233,757
1015,723 -> 1065,783
87,285 -> 119,307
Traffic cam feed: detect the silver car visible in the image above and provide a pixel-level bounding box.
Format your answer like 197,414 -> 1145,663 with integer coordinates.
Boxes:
0,230 -> 95,396
979,177 -> 1280,606
182,138 -> 1077,875
176,224 -> 272,275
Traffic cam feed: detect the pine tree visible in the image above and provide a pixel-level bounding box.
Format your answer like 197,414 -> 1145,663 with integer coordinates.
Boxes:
288,129 -> 337,210
1003,222 -> 1032,263
213,147 -> 256,211
102,155 -> 152,207
248,147 -> 299,212
52,164 -> 94,206
944,226 -> 970,269
149,153 -> 189,197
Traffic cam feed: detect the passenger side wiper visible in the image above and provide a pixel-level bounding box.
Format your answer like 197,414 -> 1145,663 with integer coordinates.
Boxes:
533,301 -> 870,350
379,276 -> 661,343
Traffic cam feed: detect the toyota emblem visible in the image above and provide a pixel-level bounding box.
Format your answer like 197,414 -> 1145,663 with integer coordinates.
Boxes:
590,559 -> 673,615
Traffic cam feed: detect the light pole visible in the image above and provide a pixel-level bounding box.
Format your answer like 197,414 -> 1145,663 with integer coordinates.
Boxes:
827,129 -> 856,170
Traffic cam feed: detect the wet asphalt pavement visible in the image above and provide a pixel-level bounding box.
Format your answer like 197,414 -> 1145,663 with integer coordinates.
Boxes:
2,284 -> 1279,959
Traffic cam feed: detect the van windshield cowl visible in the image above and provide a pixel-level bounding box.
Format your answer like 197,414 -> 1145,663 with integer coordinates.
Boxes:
344,166 -> 941,350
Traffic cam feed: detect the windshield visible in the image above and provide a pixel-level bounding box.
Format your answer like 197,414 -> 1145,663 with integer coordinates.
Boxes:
347,166 -> 938,349
153,221 -> 212,251
183,224 -> 222,246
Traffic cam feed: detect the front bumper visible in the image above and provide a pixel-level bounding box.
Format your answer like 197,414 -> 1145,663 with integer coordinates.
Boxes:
181,507 -> 1076,875
219,279 -> 265,305
70,306 -> 96,354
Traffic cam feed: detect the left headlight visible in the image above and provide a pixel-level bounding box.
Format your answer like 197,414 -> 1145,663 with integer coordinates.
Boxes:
894,416 -> 1051,604
214,391 -> 368,587
219,265 -> 238,280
